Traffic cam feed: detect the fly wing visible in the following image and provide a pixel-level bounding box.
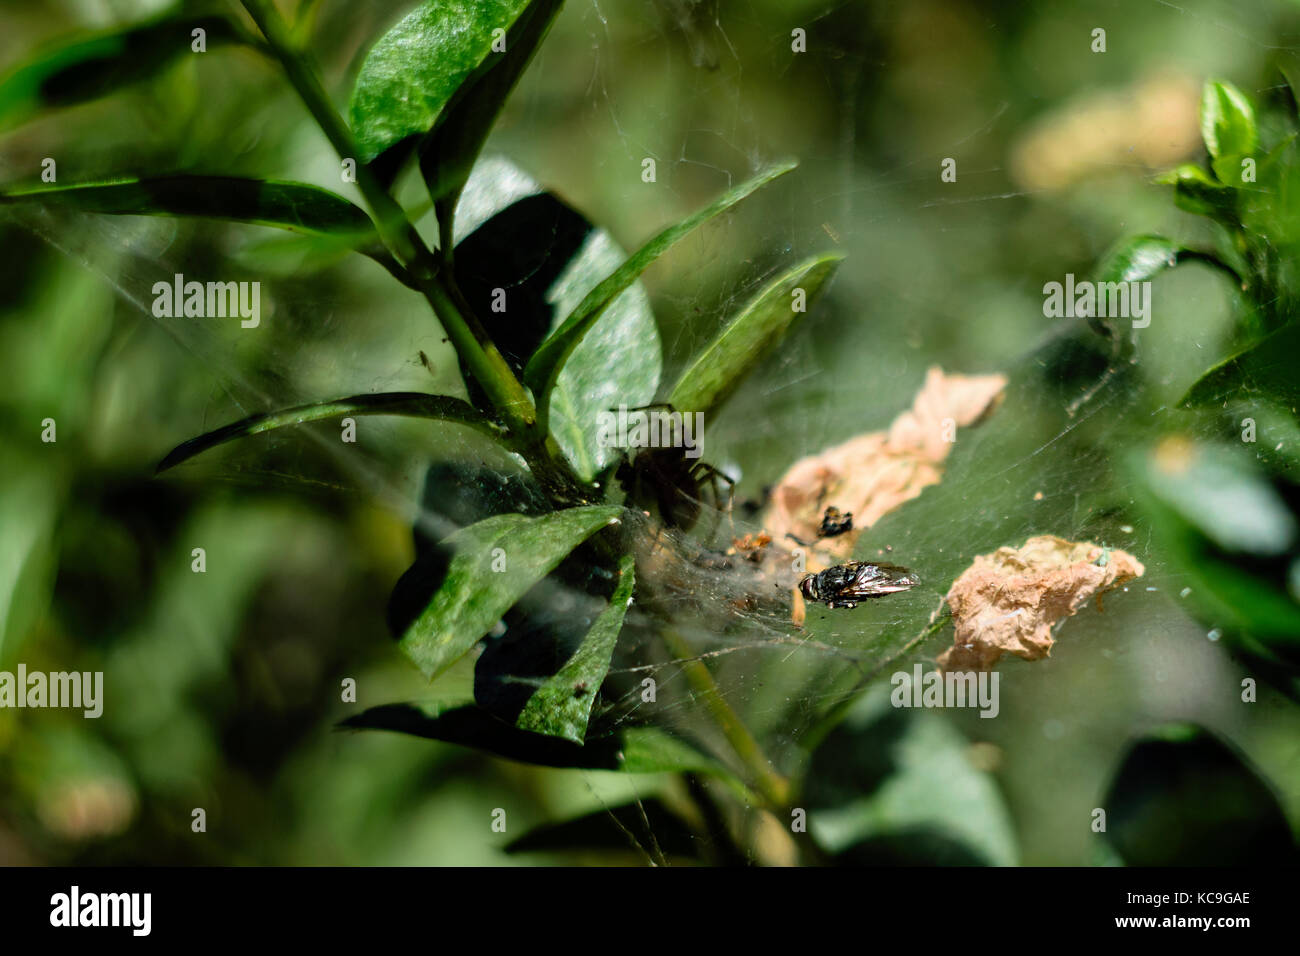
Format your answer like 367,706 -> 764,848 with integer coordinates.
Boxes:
845,562 -> 920,598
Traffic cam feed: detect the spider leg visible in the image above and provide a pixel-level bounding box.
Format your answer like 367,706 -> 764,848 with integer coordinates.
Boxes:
687,461 -> 736,545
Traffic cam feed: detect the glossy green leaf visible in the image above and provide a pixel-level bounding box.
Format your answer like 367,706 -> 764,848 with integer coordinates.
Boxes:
447,160 -> 662,479
1180,321 -> 1300,409
419,0 -> 562,207
524,160 -> 798,419
1104,724 -> 1295,865
158,392 -> 495,472
515,555 -> 635,743
1238,135 -> 1300,247
668,253 -> 843,415
398,506 -> 622,679
348,0 -> 532,165
1200,79 -> 1258,168
1095,234 -> 1182,283
0,15 -> 256,130
544,221 -> 662,481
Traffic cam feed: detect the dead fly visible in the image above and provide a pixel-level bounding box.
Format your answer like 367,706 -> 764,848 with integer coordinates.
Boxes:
819,506 -> 853,538
799,562 -> 920,609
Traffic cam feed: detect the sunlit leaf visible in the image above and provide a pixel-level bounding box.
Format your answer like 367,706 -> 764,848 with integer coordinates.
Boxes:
515,555 -> 635,743
348,0 -> 532,165
419,0 -> 563,207
1095,234 -> 1182,284
668,253 -> 843,416
1200,79 -> 1258,172
523,161 -> 798,422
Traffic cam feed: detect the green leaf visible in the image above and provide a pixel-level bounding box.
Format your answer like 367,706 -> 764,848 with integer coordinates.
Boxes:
1104,724 -> 1296,865
158,392 -> 495,472
1180,321 -> 1300,409
340,702 -> 731,778
445,159 -> 663,479
398,506 -> 622,679
803,686 -> 1018,866
0,15 -> 257,130
0,176 -> 407,279
1200,80 -> 1258,168
348,0 -> 533,165
1130,442 -> 1300,648
515,555 -> 635,743
544,221 -> 662,481
668,253 -> 843,415
1095,234 -> 1182,284
1155,163 -> 1237,221
1139,445 -> 1295,556
419,0 -> 563,207
523,160 -> 799,423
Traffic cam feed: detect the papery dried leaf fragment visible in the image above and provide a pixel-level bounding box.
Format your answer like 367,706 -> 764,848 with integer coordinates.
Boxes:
938,535 -> 1145,671
763,366 -> 1007,562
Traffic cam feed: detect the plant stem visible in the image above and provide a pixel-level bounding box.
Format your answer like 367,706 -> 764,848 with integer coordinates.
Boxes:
238,0 -> 540,444
661,626 -> 790,809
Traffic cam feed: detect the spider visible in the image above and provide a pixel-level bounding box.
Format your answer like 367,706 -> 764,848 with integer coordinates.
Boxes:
617,445 -> 736,534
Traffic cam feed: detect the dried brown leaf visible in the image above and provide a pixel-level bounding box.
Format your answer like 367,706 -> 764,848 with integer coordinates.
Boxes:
762,366 -> 1007,564
938,535 -> 1145,671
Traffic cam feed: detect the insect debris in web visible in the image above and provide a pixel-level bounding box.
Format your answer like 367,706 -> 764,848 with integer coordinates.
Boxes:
818,506 -> 853,538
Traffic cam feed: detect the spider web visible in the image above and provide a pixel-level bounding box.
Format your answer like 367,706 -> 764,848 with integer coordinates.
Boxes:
9,0 -> 1298,864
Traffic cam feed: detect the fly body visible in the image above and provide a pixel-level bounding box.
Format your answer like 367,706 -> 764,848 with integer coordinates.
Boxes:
798,561 -> 920,609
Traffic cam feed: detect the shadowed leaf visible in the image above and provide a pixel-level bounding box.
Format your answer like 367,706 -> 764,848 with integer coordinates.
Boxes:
1180,321 -> 1300,409
1105,724 -> 1296,865
340,702 -> 731,779
0,176 -> 375,235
